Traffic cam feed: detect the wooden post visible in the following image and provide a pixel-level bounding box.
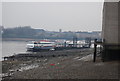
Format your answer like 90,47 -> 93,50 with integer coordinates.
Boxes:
64,42 -> 66,47
101,39 -> 105,62
73,36 -> 78,48
93,39 -> 97,62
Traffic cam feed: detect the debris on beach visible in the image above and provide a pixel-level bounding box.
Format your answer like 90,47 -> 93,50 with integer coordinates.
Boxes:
78,54 -> 93,61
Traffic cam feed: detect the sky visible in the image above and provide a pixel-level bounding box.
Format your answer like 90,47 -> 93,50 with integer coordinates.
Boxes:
2,2 -> 103,31
0,1 -> 2,25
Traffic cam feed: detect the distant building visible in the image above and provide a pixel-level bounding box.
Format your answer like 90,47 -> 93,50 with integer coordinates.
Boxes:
59,29 -> 62,32
101,1 -> 120,61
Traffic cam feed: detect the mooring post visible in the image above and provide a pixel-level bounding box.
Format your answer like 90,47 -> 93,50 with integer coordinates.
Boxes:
101,39 -> 105,62
93,39 -> 97,62
64,41 -> 66,47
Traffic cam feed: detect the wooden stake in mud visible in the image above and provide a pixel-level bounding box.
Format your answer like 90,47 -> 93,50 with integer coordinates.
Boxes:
93,39 -> 97,62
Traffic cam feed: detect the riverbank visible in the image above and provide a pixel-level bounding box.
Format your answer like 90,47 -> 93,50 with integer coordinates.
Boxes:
2,48 -> 119,80
2,38 -> 35,41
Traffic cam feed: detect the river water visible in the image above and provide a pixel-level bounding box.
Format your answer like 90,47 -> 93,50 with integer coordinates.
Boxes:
1,40 -> 95,59
2,41 -> 28,58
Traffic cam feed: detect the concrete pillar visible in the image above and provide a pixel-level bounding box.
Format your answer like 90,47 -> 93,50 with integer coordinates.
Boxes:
102,2 -> 119,44
102,2 -> 120,61
118,2 -> 120,44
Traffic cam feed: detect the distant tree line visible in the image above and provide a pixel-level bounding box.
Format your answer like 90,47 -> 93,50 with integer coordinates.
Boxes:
2,26 -> 101,40
2,26 -> 44,38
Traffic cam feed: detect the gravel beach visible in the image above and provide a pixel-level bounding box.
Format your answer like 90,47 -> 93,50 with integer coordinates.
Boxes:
2,48 -> 119,79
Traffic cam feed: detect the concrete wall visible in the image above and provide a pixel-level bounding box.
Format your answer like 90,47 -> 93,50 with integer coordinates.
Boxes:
118,2 -> 120,44
102,2 -> 119,44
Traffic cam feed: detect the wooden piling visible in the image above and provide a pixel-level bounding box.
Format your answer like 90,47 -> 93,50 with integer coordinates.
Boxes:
93,39 -> 97,62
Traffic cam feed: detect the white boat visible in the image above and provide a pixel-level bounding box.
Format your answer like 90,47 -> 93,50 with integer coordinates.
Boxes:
26,40 -> 55,51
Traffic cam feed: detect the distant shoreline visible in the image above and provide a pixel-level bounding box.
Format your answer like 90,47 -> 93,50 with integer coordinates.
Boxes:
2,38 -> 35,41
2,38 -> 83,41
1,38 -> 89,41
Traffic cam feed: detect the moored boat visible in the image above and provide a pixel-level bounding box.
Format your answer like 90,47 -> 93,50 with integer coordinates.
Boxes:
26,40 -> 55,51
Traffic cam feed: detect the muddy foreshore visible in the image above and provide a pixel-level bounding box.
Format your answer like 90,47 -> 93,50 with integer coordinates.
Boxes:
2,48 -> 119,80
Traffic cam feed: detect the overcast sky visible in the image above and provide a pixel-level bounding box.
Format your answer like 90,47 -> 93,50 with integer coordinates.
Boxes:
2,2 -> 103,31
0,2 -> 2,25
